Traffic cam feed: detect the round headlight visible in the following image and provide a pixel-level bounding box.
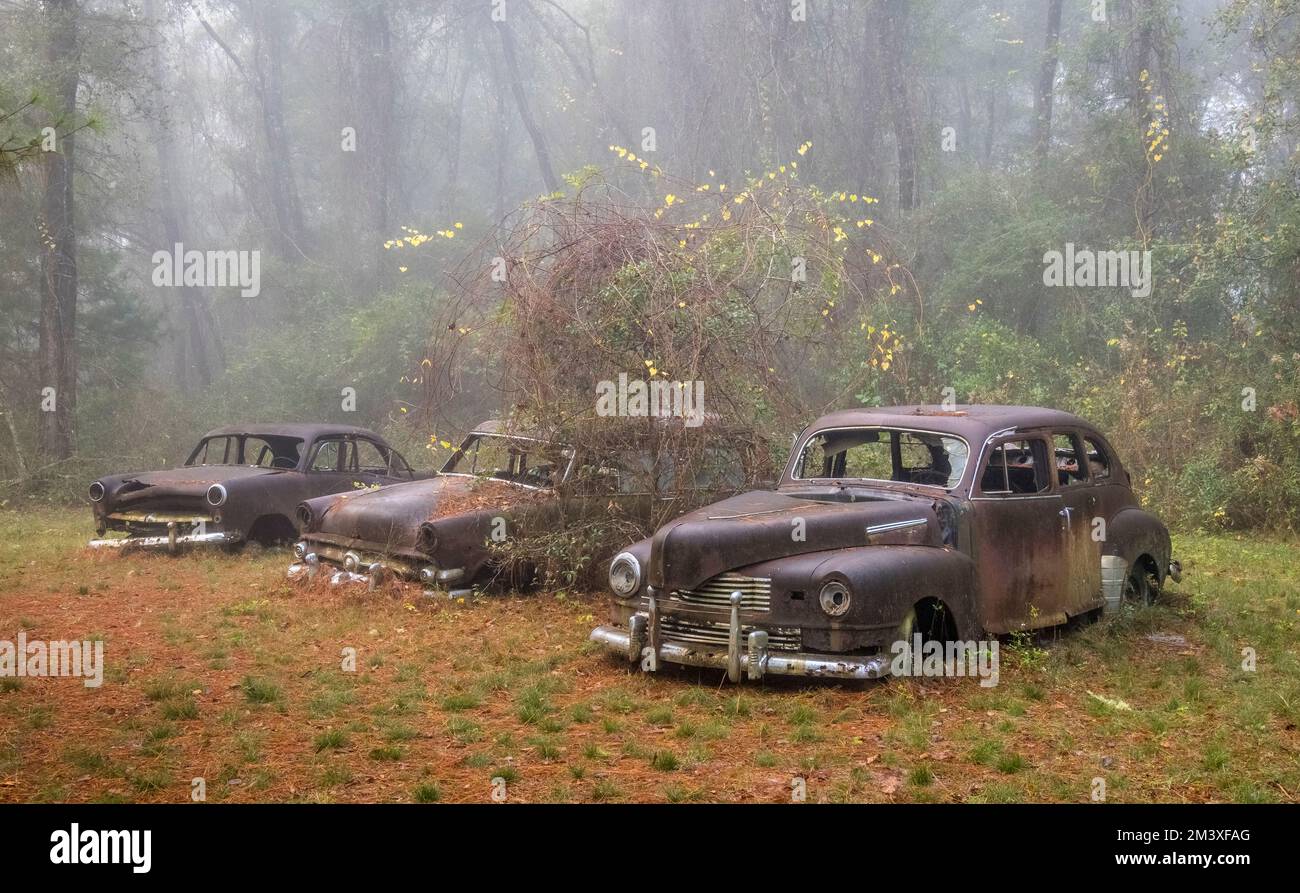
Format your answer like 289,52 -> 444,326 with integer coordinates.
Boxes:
296,504 -> 313,529
417,524 -> 438,555
89,481 -> 105,502
206,484 -> 228,507
819,580 -> 851,617
608,552 -> 642,597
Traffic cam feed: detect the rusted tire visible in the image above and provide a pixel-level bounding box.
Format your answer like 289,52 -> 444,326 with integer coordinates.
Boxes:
1122,564 -> 1154,606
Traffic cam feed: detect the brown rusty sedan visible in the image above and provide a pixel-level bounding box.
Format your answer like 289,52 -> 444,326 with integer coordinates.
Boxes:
288,419 -> 758,592
89,424 -> 421,552
591,405 -> 1181,682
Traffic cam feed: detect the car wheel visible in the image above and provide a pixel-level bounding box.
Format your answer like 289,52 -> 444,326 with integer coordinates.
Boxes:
891,600 -> 963,677
1122,564 -> 1154,606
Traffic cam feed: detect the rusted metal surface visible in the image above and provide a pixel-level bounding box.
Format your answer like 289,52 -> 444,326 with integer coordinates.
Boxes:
593,404 -> 1177,681
291,419 -> 756,589
89,424 -> 421,552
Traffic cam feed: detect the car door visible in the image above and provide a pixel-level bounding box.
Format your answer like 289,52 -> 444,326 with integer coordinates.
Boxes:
969,433 -> 1072,633
1051,430 -> 1105,616
353,437 -> 414,487
305,436 -> 366,496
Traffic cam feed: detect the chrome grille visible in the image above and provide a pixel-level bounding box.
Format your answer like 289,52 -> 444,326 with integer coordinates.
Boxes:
672,573 -> 772,613
658,616 -> 801,652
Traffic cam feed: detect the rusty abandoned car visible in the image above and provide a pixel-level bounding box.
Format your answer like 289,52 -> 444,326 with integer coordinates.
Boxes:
591,405 -> 1181,683
288,419 -> 755,592
89,424 -> 421,552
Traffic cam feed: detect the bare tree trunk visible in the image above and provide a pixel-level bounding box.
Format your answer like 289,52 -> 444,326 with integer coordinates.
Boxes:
983,84 -> 997,165
198,3 -> 306,255
857,8 -> 884,187
487,40 -> 512,223
878,0 -> 917,211
523,0 -> 635,153
496,17 -> 559,194
249,1 -> 306,255
1033,0 -> 1065,163
37,0 -> 79,461
1131,0 -> 1156,242
0,380 -> 29,479
958,81 -> 973,158
442,56 -> 470,211
357,0 -> 395,286
148,0 -> 224,389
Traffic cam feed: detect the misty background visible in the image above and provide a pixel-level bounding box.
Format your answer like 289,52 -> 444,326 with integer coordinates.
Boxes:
0,0 -> 1297,531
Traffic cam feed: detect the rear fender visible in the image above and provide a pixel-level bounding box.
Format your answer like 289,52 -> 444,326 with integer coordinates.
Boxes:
1107,507 -> 1172,586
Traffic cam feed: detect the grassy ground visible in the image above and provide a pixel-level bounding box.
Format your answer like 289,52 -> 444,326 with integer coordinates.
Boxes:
1,506 -> 1297,804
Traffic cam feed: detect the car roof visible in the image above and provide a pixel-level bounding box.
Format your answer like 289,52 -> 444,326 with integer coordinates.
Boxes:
199,423 -> 383,441
804,405 -> 1098,442
469,419 -> 552,441
468,414 -> 746,444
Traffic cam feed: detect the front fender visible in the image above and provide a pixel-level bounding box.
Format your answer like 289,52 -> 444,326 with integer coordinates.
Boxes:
809,545 -> 980,639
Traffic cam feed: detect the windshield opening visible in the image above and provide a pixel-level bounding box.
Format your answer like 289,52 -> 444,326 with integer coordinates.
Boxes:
791,427 -> 968,489
441,434 -> 571,488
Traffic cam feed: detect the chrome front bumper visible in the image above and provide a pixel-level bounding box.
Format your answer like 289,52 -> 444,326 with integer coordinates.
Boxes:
287,547 -> 470,596
89,527 -> 240,553
590,589 -> 890,683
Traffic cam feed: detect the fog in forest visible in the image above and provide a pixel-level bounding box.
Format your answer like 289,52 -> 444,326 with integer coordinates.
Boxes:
2,0 -> 1298,531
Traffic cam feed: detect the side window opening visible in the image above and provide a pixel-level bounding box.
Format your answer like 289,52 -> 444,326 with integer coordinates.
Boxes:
1053,432 -> 1089,487
979,438 -> 1049,495
190,436 -> 231,465
387,449 -> 413,478
248,441 -> 272,467
310,439 -> 345,472
354,439 -> 391,474
1084,436 -> 1111,481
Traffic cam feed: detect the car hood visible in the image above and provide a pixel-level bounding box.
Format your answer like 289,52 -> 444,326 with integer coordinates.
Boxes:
105,466 -> 285,508
648,487 -> 940,592
303,475 -> 545,552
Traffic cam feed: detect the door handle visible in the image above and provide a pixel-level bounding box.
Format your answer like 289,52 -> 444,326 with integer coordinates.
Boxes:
1059,507 -> 1072,530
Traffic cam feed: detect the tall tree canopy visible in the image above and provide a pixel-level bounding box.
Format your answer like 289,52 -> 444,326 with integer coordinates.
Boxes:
0,0 -> 1296,529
